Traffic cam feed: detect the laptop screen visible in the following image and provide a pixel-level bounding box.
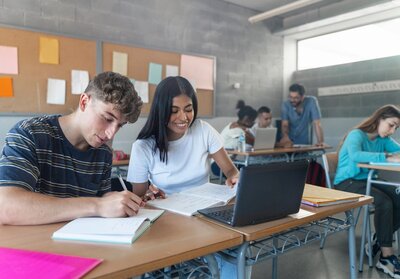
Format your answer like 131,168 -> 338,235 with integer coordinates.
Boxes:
232,160 -> 309,226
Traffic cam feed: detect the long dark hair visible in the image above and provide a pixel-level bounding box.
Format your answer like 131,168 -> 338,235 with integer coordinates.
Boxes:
137,76 -> 198,163
337,104 -> 400,152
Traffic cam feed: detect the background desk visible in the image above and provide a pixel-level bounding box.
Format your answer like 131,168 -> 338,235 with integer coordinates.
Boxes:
357,163 -> 400,269
0,212 -> 242,278
200,184 -> 372,279
227,145 -> 331,166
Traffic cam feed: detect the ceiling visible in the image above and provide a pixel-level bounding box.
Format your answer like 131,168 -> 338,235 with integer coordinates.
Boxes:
220,0 -> 400,35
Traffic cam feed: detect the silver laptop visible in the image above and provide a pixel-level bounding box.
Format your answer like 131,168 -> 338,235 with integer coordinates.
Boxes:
198,160 -> 309,227
253,128 -> 277,150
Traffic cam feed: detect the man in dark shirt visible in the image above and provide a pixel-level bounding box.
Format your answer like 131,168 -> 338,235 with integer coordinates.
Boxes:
0,72 -> 144,225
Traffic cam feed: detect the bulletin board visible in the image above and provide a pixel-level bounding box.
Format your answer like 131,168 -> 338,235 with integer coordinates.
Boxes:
102,42 -> 214,117
0,27 -> 97,115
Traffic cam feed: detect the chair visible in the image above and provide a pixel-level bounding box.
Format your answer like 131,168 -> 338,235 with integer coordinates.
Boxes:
321,152 -> 374,271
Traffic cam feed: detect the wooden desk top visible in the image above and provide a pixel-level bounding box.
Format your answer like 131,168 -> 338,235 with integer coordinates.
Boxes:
112,159 -> 130,166
227,144 -> 331,156
0,212 -> 242,278
358,163 -> 400,172
200,184 -> 373,242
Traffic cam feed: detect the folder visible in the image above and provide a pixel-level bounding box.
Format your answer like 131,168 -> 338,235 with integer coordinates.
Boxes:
302,184 -> 363,207
0,247 -> 102,279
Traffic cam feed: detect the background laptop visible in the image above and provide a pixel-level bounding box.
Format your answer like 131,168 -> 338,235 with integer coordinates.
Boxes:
198,160 -> 309,227
253,128 -> 277,150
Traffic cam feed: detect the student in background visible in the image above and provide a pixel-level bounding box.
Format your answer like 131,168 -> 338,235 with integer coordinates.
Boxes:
0,72 -> 144,225
220,100 -> 257,149
279,83 -> 324,146
127,76 -> 239,197
334,105 -> 400,278
250,106 -> 273,136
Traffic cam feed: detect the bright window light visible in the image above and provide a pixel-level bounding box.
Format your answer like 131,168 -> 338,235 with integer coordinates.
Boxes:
297,17 -> 400,70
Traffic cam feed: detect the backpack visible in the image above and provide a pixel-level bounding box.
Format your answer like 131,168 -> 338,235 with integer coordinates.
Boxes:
306,160 -> 327,187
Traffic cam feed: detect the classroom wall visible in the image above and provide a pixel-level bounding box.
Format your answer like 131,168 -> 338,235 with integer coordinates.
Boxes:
0,0 -> 284,116
292,55 -> 400,118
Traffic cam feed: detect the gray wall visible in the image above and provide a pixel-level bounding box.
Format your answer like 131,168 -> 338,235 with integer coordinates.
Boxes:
293,55 -> 400,118
0,0 -> 284,116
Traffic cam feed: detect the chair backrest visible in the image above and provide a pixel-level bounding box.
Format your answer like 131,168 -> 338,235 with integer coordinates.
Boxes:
321,152 -> 338,189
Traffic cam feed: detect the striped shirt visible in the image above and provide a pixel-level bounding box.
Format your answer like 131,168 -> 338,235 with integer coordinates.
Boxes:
0,115 -> 112,197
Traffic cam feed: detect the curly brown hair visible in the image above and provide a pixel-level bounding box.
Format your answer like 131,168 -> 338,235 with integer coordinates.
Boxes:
84,71 -> 143,123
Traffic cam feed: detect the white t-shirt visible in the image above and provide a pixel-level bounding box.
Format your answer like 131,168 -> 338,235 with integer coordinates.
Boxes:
127,119 -> 223,194
220,122 -> 244,149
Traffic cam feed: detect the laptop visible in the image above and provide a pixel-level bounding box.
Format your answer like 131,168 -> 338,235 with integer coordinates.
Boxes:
253,128 -> 277,150
198,160 -> 309,227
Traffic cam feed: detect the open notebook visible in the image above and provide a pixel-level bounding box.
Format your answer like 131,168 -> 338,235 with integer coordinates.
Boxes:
52,209 -> 164,244
147,182 -> 237,216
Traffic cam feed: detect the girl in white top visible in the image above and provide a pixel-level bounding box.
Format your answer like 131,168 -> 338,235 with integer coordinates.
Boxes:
220,100 -> 257,149
127,76 -> 239,197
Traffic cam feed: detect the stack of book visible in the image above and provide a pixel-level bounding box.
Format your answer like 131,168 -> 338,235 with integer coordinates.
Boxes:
302,184 -> 363,207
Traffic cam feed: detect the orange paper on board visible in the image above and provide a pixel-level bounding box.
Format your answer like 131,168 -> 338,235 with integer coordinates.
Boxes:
0,77 -> 13,97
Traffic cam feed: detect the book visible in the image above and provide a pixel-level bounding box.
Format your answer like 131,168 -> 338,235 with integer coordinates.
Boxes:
301,184 -> 363,207
369,162 -> 400,167
52,209 -> 164,244
0,246 -> 102,279
147,182 -> 237,216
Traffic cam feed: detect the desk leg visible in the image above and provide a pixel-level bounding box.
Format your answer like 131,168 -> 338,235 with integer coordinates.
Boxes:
272,237 -> 278,279
346,210 -> 357,279
237,242 -> 249,279
358,204 -> 371,271
204,254 -> 220,279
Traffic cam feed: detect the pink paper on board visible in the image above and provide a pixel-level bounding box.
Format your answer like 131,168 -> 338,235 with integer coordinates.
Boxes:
0,46 -> 18,75
180,55 -> 214,90
0,247 -> 102,279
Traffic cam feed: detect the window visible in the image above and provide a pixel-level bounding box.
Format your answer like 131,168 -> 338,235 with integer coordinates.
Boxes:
297,17 -> 400,70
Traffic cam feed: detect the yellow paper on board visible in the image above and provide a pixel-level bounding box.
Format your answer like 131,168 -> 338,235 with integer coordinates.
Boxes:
39,37 -> 59,64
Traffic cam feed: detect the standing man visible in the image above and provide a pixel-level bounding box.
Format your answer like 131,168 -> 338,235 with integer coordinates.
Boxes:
279,83 -> 324,146
0,72 -> 144,225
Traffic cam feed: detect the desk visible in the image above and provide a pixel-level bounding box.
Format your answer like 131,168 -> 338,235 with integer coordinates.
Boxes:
0,212 -> 242,278
112,159 -> 130,179
227,145 -> 331,166
200,184 -> 372,279
112,159 -> 130,167
357,163 -> 400,269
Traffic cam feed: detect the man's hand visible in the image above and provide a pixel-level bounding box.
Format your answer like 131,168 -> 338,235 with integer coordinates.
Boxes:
97,191 -> 144,217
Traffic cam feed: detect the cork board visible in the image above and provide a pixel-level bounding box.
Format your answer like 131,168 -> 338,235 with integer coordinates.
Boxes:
0,27 -> 96,114
102,42 -> 214,116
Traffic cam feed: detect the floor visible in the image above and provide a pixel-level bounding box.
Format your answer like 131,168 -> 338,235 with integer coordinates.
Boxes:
250,212 -> 395,279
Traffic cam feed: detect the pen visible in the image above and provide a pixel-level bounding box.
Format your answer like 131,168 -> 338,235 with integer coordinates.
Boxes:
118,174 -> 128,191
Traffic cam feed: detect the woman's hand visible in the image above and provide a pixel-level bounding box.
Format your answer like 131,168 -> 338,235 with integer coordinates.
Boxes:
225,175 -> 239,188
142,184 -> 166,201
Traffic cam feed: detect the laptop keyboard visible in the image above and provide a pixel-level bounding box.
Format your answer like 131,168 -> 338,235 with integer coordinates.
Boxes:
207,207 -> 234,222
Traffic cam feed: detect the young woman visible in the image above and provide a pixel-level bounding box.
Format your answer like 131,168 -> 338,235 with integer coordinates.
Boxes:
334,104 -> 400,279
220,100 -> 257,149
127,76 -> 239,198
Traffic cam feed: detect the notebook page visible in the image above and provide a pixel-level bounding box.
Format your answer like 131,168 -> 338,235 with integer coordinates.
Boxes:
147,193 -> 222,216
182,183 -> 237,203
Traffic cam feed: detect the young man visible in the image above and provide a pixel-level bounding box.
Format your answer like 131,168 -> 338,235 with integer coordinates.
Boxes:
0,72 -> 144,225
249,106 -> 273,136
279,83 -> 324,146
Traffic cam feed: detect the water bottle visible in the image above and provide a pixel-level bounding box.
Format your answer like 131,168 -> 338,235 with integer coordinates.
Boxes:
238,134 -> 246,152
